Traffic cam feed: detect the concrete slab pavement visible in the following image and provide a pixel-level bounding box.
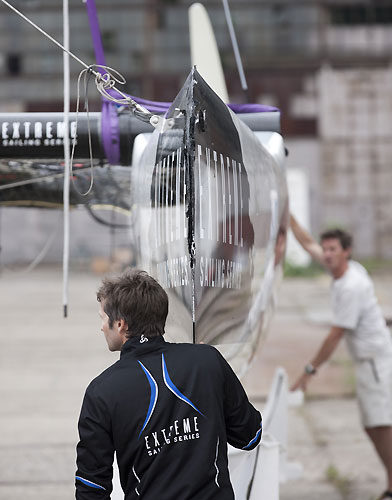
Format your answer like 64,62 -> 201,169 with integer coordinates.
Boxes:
0,267 -> 113,499
0,266 -> 391,499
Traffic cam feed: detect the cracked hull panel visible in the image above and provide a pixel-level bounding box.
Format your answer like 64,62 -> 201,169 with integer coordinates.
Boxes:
131,68 -> 288,373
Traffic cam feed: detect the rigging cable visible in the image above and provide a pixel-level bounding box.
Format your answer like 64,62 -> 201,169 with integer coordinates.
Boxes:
0,163 -> 101,191
0,0 -> 157,316
221,0 -> 249,102
0,213 -> 61,275
84,203 -> 131,229
63,0 -> 70,318
0,0 -> 155,123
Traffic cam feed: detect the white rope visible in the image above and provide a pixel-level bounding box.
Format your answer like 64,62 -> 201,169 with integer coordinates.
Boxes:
69,63 -> 157,196
63,0 -> 70,318
69,64 -> 152,197
69,68 -> 95,196
0,3 -> 165,209
1,0 -> 157,206
0,0 -> 162,316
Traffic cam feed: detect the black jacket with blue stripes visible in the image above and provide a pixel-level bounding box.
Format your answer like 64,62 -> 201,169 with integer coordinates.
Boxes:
75,335 -> 262,499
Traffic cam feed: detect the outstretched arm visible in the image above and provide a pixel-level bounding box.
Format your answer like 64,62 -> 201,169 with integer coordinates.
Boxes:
290,214 -> 325,265
291,326 -> 344,392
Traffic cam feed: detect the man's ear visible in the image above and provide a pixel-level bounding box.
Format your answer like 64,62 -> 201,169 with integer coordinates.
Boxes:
117,319 -> 129,336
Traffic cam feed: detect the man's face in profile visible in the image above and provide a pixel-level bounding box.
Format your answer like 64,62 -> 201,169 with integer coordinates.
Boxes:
99,301 -> 126,352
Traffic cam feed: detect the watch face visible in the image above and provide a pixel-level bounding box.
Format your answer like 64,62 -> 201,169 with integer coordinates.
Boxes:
305,364 -> 316,375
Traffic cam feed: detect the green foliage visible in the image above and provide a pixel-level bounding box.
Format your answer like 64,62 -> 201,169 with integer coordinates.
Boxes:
283,260 -> 324,278
325,464 -> 351,498
357,258 -> 392,275
284,257 -> 392,278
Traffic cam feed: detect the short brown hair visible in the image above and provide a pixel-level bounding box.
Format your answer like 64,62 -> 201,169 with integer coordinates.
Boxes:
97,269 -> 168,339
320,228 -> 352,250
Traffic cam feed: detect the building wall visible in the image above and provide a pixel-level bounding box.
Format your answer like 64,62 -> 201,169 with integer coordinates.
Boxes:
0,206 -> 132,266
318,66 -> 392,258
1,1 -> 392,262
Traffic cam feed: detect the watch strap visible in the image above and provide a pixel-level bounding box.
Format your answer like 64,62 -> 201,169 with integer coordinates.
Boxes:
305,363 -> 317,375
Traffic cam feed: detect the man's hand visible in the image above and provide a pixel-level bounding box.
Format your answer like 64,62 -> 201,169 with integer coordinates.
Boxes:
290,327 -> 344,393
291,372 -> 312,392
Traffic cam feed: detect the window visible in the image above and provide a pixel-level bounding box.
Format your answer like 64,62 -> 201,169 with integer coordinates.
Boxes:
6,54 -> 22,76
330,5 -> 392,25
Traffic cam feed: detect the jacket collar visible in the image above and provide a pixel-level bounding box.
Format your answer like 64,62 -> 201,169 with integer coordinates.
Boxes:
120,334 -> 166,357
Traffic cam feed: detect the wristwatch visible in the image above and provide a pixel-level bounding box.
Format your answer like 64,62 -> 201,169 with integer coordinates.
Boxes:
304,363 -> 317,375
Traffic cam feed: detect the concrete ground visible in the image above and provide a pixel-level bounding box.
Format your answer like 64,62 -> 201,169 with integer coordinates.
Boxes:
0,266 -> 391,499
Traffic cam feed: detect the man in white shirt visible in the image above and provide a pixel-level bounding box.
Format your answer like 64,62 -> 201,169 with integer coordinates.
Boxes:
290,215 -> 392,500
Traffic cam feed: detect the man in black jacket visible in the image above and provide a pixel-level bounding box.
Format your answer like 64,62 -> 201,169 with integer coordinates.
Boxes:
75,269 -> 262,499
